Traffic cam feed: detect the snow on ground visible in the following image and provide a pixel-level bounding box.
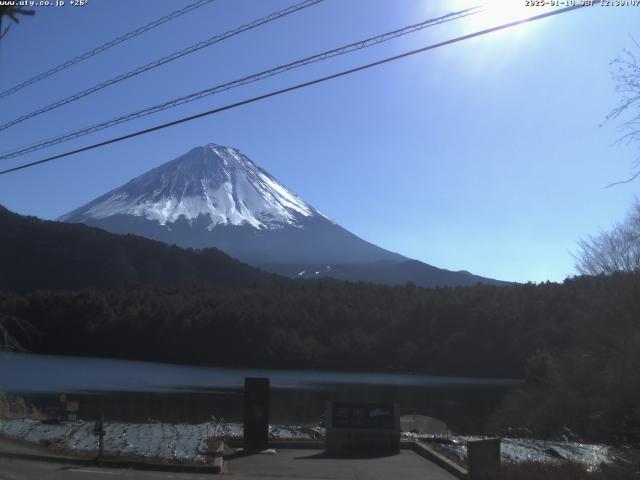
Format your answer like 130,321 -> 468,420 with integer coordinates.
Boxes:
0,419 -> 318,464
0,418 -> 616,469
401,432 -> 614,471
501,437 -> 612,468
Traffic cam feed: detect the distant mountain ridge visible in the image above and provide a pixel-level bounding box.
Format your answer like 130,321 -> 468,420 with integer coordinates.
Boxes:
0,205 -> 283,292
60,144 -> 506,287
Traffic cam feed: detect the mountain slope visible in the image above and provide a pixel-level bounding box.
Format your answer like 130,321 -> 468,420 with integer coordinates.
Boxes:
61,144 -> 317,230
61,144 -> 405,266
264,260 -> 501,287
0,205 -> 284,292
60,143 -> 506,287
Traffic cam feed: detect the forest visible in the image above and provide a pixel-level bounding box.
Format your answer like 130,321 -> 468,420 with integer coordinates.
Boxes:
1,271 -> 639,443
0,205 -> 284,291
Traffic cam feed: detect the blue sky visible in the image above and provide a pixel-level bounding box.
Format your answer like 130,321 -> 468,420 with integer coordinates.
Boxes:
0,0 -> 638,283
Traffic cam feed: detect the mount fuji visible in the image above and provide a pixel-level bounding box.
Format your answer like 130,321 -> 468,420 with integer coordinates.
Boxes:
60,144 -> 504,287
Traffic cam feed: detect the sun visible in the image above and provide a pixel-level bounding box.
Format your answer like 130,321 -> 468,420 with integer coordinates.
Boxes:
437,0 -> 554,35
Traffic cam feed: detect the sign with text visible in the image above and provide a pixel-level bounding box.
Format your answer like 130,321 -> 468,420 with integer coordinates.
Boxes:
326,401 -> 400,455
331,402 -> 395,429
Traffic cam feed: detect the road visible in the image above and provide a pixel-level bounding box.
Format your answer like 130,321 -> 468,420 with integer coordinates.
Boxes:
225,449 -> 457,480
0,456 -> 214,480
0,449 -> 457,479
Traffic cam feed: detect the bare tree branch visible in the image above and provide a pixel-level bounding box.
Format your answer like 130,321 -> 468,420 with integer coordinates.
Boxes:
602,39 -> 640,186
0,6 -> 35,41
575,201 -> 640,274
0,314 -> 38,352
605,168 -> 640,188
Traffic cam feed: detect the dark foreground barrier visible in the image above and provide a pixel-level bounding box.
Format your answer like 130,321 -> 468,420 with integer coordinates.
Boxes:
468,437 -> 501,480
243,377 -> 270,452
325,401 -> 400,456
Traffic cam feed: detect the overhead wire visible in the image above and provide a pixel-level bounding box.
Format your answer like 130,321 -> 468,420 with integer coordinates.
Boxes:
0,1 -> 600,176
0,6 -> 482,160
0,0 -> 217,99
0,0 -> 323,132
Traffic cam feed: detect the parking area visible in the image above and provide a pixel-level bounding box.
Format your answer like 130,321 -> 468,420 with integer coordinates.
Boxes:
223,448 -> 458,480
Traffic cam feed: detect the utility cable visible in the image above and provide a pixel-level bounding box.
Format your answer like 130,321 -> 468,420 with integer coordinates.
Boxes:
0,0 -> 323,132
0,0 -> 217,99
0,6 -> 481,160
0,2 -> 599,176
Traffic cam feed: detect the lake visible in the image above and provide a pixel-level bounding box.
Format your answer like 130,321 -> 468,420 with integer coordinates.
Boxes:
0,352 -> 523,432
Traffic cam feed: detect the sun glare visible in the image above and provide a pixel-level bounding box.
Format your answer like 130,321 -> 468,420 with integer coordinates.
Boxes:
439,0 -> 554,35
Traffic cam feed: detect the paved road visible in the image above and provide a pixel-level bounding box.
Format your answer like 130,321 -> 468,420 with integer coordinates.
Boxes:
225,449 -> 457,480
0,448 -> 457,479
0,457 -> 214,480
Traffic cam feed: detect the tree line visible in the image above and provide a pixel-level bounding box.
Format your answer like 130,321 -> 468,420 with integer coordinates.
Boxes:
1,272 -> 639,443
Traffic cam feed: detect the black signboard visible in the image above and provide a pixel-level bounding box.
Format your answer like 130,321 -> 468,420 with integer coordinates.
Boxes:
243,377 -> 270,451
331,402 -> 395,430
468,438 -> 501,480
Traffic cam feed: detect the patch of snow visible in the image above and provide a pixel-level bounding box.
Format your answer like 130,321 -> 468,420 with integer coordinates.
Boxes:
0,418 -> 318,464
406,433 -> 614,471
59,144 -> 331,230
1,417 -> 617,470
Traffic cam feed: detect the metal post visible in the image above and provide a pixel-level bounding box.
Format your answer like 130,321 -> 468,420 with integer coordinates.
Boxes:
94,412 -> 105,459
243,377 -> 270,452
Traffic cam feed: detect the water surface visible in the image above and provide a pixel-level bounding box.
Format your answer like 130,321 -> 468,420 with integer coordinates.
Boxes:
0,352 -> 522,429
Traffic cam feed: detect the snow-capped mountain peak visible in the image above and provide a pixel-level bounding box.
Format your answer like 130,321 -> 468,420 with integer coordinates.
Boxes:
60,144 -> 321,230
58,143 -> 505,286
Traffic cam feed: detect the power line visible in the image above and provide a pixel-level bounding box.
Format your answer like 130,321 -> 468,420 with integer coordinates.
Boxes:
0,2 -> 599,177
0,0 -> 323,132
0,0 -> 217,100
0,7 -> 482,160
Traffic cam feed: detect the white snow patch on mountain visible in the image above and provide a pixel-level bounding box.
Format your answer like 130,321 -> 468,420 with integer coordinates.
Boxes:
60,144 -> 326,230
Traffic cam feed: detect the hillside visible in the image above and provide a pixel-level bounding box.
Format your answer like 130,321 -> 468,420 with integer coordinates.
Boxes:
0,205 -> 285,292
